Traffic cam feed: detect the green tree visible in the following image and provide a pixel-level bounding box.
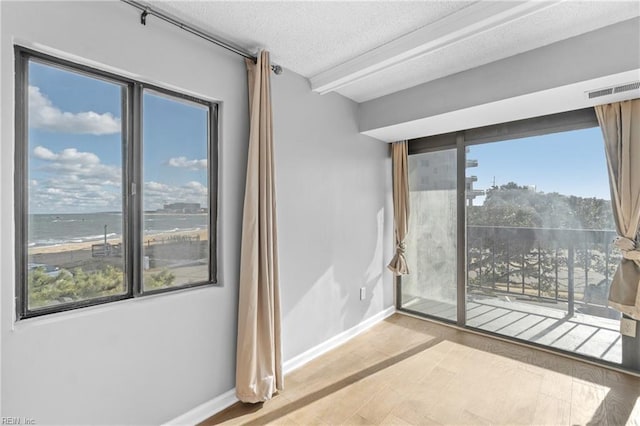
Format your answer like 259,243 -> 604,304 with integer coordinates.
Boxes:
467,182 -> 616,300
145,268 -> 176,289
470,182 -> 614,230
28,266 -> 176,308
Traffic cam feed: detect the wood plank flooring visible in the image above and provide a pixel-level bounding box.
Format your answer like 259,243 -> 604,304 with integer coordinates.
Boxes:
201,314 -> 640,426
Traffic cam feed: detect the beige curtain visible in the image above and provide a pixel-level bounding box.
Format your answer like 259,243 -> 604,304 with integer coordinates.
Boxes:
387,141 -> 410,275
236,51 -> 283,403
595,99 -> 640,320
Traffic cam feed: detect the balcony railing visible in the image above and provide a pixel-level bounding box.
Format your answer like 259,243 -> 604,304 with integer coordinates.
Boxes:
467,226 -> 621,319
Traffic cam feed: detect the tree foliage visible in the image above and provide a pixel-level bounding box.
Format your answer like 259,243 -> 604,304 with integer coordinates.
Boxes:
466,183 -> 617,302
469,182 -> 615,230
28,266 -> 176,308
145,268 -> 176,289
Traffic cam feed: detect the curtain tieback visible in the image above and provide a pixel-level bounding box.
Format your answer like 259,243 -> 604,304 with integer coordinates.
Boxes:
613,236 -> 640,261
396,242 -> 406,255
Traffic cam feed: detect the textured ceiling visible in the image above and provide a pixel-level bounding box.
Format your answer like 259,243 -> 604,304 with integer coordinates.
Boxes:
144,0 -> 640,103
337,1 -> 640,101
147,0 -> 474,75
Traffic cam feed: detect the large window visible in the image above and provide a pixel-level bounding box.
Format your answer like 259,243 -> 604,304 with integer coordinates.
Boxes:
400,108 -> 638,372
465,128 -> 621,364
15,47 -> 217,319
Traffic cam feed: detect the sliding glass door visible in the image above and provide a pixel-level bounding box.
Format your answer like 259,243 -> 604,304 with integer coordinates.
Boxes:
399,148 -> 457,321
398,109 -> 632,370
465,127 -> 621,364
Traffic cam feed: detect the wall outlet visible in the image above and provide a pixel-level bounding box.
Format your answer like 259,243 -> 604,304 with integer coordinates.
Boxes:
620,317 -> 637,338
360,287 -> 366,301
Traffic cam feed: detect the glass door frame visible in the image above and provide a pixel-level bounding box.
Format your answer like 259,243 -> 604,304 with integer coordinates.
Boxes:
396,107 -> 640,374
395,137 -> 462,325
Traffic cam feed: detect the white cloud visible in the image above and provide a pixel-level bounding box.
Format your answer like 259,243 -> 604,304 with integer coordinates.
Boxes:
34,146 -> 100,164
144,180 -> 208,210
33,146 -> 120,185
184,181 -> 207,194
145,181 -> 170,192
29,146 -> 122,213
29,146 -> 208,213
167,156 -> 207,170
29,86 -> 121,135
33,146 -> 57,160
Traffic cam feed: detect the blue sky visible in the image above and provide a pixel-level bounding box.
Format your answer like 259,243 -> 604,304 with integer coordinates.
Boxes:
28,61 -> 208,213
468,127 -> 611,202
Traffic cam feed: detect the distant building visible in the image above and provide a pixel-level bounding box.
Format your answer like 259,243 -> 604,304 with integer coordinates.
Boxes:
410,150 -> 456,191
409,148 -> 485,206
158,202 -> 203,214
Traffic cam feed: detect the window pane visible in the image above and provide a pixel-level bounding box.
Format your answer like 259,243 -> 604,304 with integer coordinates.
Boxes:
142,90 -> 210,290
401,148 -> 458,321
27,60 -> 126,310
466,127 -> 621,364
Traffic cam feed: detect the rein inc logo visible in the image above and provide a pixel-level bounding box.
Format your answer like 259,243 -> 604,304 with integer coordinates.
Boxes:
1,418 -> 35,425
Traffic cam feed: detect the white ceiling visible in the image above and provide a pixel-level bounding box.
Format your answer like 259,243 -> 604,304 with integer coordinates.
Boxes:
145,1 -> 640,103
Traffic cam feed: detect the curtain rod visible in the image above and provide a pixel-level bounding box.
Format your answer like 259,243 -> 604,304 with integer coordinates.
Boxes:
120,0 -> 283,75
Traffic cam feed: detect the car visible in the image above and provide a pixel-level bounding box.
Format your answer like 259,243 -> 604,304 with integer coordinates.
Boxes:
28,263 -> 62,278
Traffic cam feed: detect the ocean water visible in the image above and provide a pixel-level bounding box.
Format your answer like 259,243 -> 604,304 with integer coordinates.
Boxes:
28,212 -> 208,248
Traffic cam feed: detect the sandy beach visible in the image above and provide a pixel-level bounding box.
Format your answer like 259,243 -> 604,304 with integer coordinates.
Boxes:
29,228 -> 209,271
29,228 -> 208,255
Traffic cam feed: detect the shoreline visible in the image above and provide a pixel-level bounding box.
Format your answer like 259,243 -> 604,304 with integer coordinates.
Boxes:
29,228 -> 208,256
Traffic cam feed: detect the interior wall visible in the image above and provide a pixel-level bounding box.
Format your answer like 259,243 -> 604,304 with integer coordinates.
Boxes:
272,72 -> 393,361
0,1 -> 392,424
1,2 -> 247,424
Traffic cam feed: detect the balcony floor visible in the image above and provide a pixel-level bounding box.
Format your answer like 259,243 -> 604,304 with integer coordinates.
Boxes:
402,295 -> 621,365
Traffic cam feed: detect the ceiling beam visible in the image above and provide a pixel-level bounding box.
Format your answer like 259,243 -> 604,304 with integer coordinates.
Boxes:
360,69 -> 640,142
310,0 -> 563,95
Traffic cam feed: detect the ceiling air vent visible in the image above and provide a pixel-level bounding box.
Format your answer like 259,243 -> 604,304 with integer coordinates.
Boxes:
614,81 -> 640,93
588,88 -> 613,99
588,81 -> 640,99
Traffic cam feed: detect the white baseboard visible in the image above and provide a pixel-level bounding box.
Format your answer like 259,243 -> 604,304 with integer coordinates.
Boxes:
283,305 -> 396,374
163,388 -> 238,426
163,305 -> 396,425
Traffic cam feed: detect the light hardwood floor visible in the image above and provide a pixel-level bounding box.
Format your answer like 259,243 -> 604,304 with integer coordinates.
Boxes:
201,313 -> 640,426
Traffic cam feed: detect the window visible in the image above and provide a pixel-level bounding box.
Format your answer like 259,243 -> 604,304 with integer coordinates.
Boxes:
465,128 -> 620,364
142,90 -> 213,290
401,108 -> 636,371
15,47 -> 218,319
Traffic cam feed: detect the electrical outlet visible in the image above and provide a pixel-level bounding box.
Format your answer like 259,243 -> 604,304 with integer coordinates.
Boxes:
360,287 -> 366,301
620,317 -> 637,337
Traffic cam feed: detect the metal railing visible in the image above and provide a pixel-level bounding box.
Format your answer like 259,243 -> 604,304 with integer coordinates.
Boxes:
467,226 -> 620,318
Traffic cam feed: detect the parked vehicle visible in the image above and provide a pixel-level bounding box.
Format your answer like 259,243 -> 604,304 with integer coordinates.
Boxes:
28,263 -> 62,278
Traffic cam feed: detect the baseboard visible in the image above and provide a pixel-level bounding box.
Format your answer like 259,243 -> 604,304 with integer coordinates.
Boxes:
283,305 -> 396,374
163,388 -> 238,426
164,305 -> 396,425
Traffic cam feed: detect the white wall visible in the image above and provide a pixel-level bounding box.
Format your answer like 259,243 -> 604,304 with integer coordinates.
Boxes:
0,1 -> 392,424
272,72 -> 393,361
